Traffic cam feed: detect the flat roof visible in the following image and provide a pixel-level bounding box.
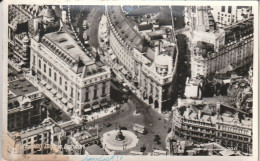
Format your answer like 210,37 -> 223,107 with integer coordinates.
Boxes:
20,124 -> 51,138
44,31 -> 93,65
9,78 -> 38,96
85,144 -> 108,155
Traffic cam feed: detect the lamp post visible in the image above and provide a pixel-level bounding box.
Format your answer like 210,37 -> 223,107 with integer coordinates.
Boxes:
115,121 -> 118,131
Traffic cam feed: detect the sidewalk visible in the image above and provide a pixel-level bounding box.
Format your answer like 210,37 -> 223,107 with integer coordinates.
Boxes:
84,105 -> 117,122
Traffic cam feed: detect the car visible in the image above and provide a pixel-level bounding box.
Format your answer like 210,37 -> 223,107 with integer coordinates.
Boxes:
105,123 -> 112,127
154,139 -> 161,145
155,135 -> 160,140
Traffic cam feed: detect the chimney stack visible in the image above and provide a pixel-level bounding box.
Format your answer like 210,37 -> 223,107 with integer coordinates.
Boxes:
198,110 -> 201,119
33,19 -> 39,34
154,43 -> 160,63
216,102 -> 220,112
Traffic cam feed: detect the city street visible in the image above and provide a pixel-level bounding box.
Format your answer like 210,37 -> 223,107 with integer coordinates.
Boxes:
70,6 -> 104,48
82,90 -> 169,154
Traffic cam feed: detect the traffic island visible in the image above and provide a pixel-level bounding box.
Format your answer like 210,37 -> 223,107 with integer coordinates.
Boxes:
102,130 -> 139,151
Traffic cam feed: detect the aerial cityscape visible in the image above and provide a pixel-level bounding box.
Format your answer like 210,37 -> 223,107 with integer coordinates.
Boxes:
6,5 -> 254,156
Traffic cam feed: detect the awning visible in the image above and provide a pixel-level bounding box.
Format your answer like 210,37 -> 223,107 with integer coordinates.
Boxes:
41,80 -> 47,86
46,84 -> 52,90
51,89 -> 57,95
61,98 -> 68,104
56,93 -> 62,99
121,68 -> 128,75
111,54 -> 116,60
67,103 -> 74,109
84,108 -> 92,112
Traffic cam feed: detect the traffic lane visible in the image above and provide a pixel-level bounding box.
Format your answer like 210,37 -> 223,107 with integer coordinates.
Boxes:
86,7 -> 104,48
133,94 -> 169,150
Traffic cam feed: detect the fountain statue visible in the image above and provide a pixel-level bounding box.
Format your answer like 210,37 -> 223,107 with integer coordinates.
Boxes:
115,126 -> 125,141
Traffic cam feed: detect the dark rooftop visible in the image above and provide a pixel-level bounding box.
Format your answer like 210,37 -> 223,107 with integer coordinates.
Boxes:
83,63 -> 105,78
85,144 -> 108,155
138,23 -> 153,31
9,78 -> 38,96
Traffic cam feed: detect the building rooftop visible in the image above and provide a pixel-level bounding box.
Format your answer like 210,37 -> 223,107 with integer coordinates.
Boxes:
85,144 -> 108,155
83,63 -> 105,78
44,31 -> 93,65
9,78 -> 38,96
107,6 -> 146,52
20,122 -> 52,138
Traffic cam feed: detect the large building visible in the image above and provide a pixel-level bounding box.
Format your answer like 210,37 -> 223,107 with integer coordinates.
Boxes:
9,118 -> 65,154
170,99 -> 252,154
26,7 -> 111,117
185,6 -> 253,79
8,77 -> 46,132
106,6 -> 179,112
210,6 -> 253,29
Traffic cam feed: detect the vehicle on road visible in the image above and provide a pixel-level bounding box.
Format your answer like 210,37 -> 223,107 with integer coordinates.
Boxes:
133,124 -> 146,134
105,123 -> 111,127
83,20 -> 88,29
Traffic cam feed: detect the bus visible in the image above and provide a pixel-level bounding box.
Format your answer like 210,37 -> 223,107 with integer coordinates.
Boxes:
133,124 -> 146,134
83,20 -> 88,29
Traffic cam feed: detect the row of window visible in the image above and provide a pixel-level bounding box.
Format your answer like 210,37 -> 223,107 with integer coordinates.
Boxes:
37,58 -> 75,98
218,124 -> 250,135
22,133 -> 48,144
84,85 -> 106,102
220,133 -> 250,142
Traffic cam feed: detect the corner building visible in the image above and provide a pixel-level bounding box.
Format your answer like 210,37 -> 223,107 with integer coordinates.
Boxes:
29,8 -> 111,117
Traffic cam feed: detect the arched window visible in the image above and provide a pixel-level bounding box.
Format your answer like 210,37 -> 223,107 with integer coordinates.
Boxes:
59,77 -> 62,86
39,60 -> 41,69
49,68 -> 52,77
54,73 -> 57,81
44,64 -> 46,73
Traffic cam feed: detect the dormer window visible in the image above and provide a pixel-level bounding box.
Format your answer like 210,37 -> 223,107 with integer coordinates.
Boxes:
58,38 -> 67,43
66,45 -> 75,50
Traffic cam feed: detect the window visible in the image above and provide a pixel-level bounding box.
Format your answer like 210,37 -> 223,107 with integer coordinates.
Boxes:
221,6 -> 225,12
244,137 -> 249,142
54,73 -> 57,81
39,60 -> 41,69
59,77 -> 62,85
94,89 -> 97,99
49,68 -> 51,77
44,64 -> 46,73
228,6 -> 232,13
85,91 -> 89,102
94,85 -> 97,99
78,92 -> 80,101
65,81 -> 67,91
102,86 -> 106,95
71,87 -> 74,98
33,55 -> 35,66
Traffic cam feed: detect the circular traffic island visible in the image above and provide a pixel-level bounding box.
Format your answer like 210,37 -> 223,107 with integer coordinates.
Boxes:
102,130 -> 139,151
